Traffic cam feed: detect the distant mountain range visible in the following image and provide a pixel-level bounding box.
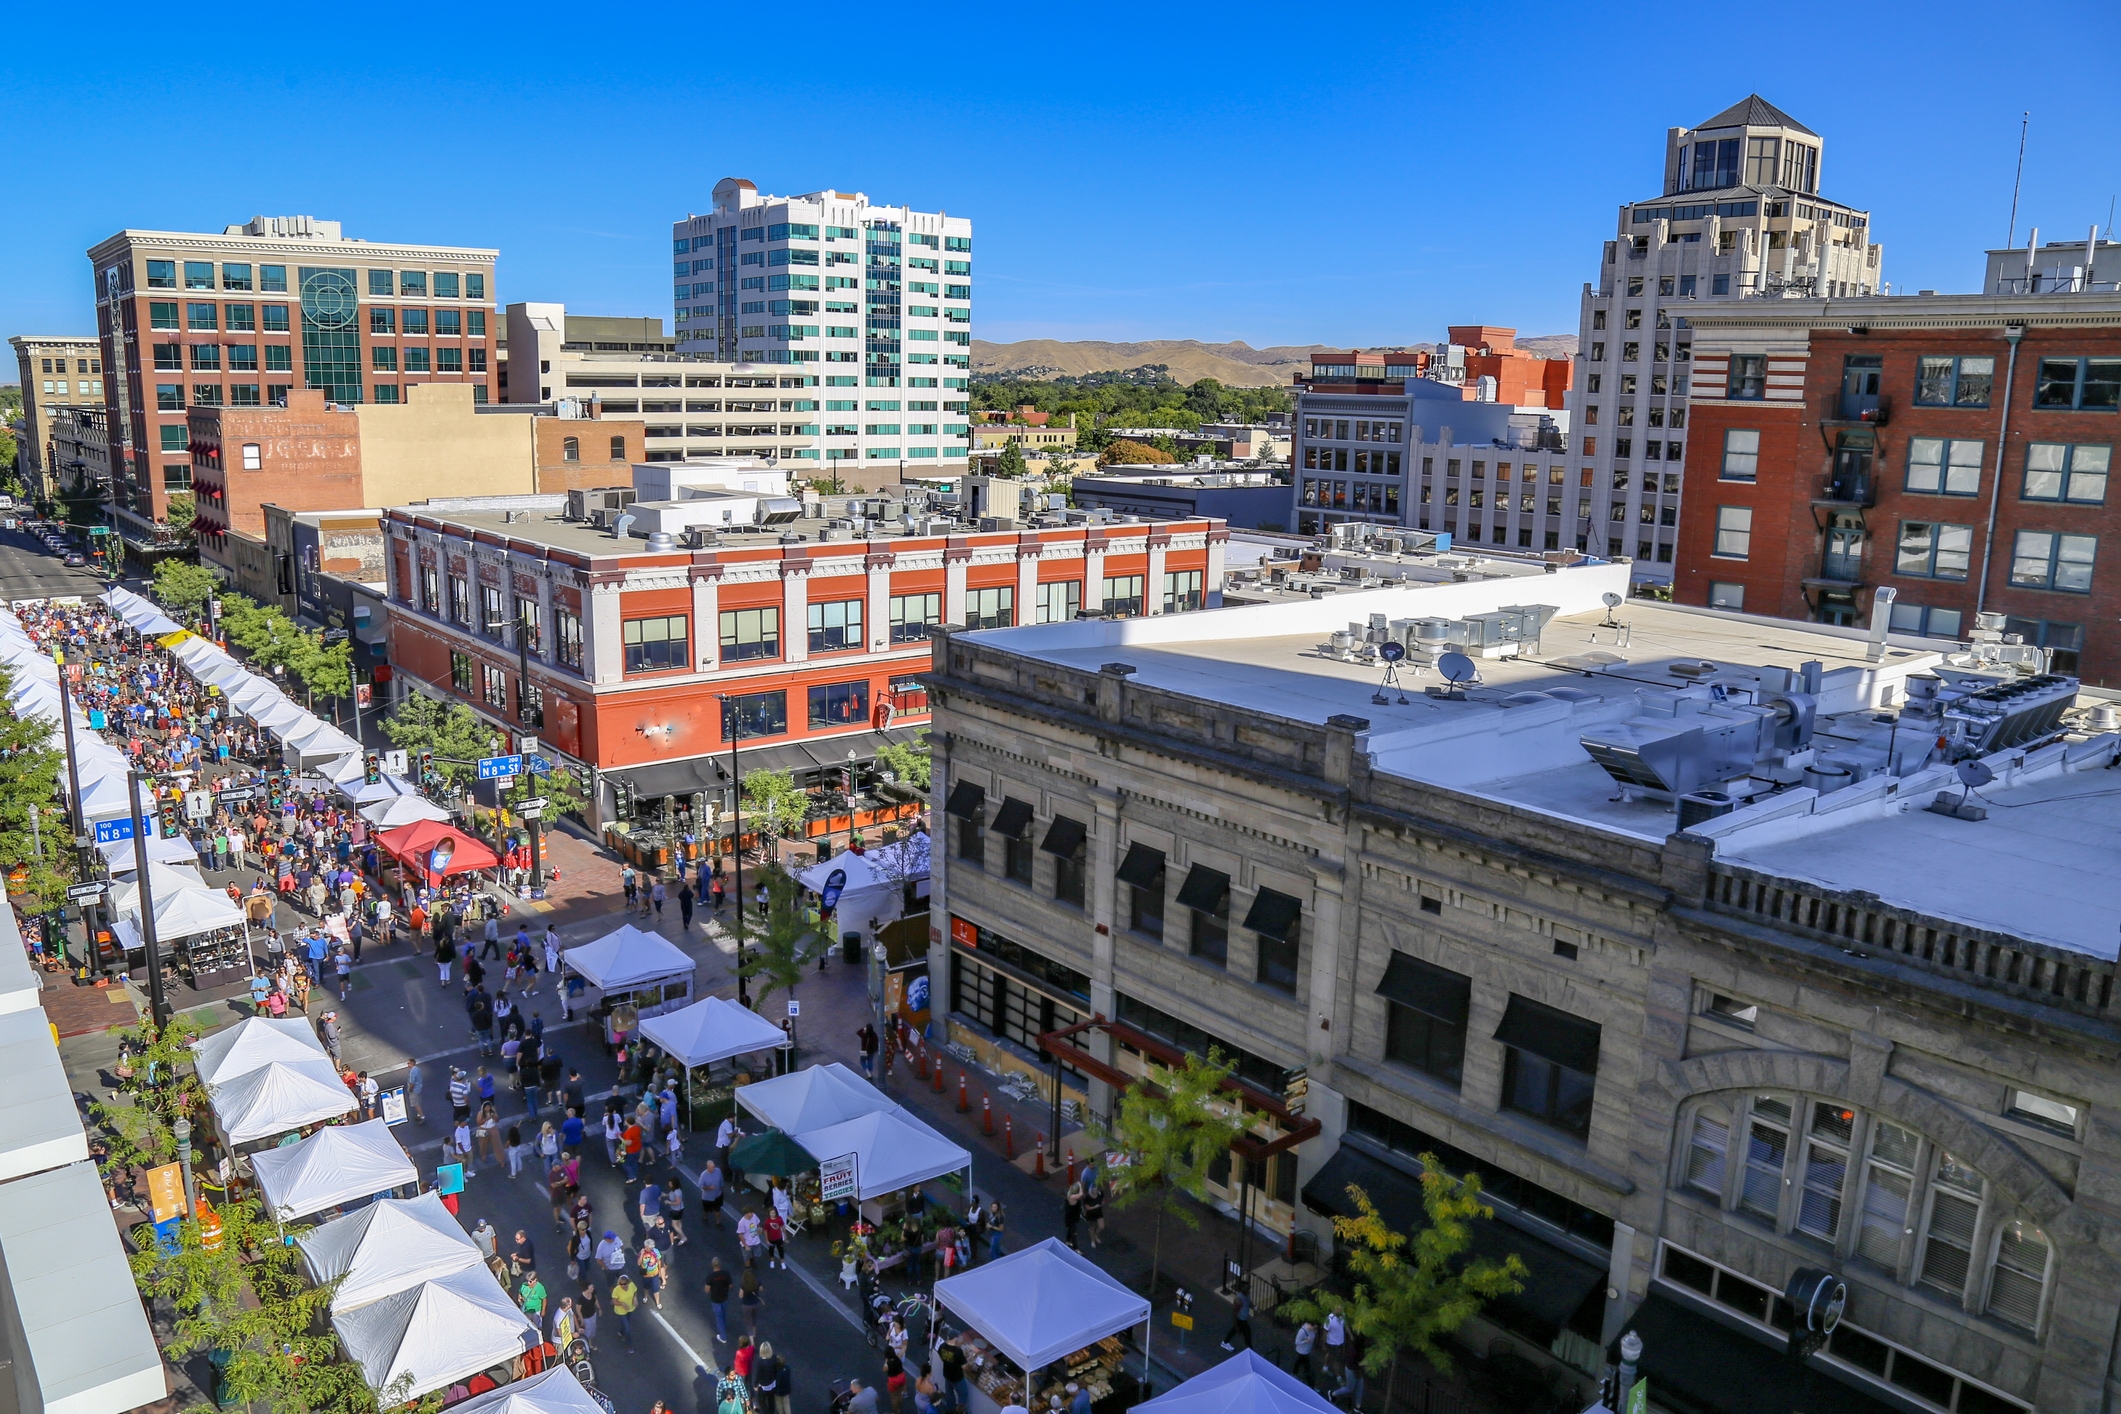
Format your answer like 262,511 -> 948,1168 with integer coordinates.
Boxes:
971,336 -> 1576,389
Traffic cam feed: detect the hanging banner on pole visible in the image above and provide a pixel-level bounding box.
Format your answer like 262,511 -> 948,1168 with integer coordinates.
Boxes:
819,1152 -> 859,1202
145,1162 -> 187,1222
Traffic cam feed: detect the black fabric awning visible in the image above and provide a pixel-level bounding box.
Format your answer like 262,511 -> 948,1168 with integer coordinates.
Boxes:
611,755 -> 723,801
1175,864 -> 1230,913
1376,952 -> 1471,1025
944,780 -> 985,819
1040,815 -> 1088,859
1116,842 -> 1165,890
1302,1144 -> 1605,1332
1494,994 -> 1601,1074
990,796 -> 1034,839
1244,887 -> 1303,942
1611,1294 -> 1903,1414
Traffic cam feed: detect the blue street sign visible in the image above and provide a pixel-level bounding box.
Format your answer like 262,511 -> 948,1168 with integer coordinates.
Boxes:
476,754 -> 522,780
524,755 -> 553,776
93,818 -> 135,844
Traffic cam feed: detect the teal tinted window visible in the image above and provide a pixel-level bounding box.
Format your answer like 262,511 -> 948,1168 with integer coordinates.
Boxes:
399,271 -> 427,296
222,264 -> 252,291
299,267 -> 362,403
466,274 -> 485,300
184,262 -> 215,289
433,272 -> 460,299
369,270 -> 394,296
260,265 -> 287,292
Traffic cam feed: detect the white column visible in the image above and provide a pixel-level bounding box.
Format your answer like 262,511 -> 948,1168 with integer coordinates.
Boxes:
1081,539 -> 1107,612
1145,535 -> 1169,614
782,564 -> 810,664
1206,530 -> 1228,608
1016,543 -> 1039,624
866,549 -> 891,653
943,546 -> 969,625
588,582 -> 624,685
690,568 -> 721,672
533,568 -> 555,666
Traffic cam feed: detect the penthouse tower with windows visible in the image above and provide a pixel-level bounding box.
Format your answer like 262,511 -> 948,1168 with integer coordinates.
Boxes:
1569,97 -> 1884,585
672,180 -> 972,473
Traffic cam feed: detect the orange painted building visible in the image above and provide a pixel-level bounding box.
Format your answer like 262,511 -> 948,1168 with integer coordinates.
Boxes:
383,501 -> 1228,825
1446,326 -> 1573,410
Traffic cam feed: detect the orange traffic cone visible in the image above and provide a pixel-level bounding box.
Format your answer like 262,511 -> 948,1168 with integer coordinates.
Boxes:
982,1093 -> 994,1136
1033,1135 -> 1046,1179
933,1054 -> 946,1093
1004,1113 -> 1015,1161
916,1045 -> 929,1082
958,1071 -> 970,1113
1066,1148 -> 1077,1185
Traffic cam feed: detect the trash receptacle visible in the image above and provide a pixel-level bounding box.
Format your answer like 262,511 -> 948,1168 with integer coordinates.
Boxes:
842,931 -> 862,966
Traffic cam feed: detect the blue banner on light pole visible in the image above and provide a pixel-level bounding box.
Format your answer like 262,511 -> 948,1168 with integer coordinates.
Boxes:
476,755 -> 522,780
93,818 -> 136,844
524,755 -> 553,776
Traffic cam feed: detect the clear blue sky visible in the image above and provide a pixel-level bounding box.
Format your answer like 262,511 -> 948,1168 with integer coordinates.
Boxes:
3,2 -> 2116,357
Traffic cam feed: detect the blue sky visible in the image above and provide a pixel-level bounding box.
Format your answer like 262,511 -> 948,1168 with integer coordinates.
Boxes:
2,1 -> 2116,356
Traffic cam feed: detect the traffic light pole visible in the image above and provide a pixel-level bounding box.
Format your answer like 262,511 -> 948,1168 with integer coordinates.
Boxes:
56,667 -> 103,977
125,769 -> 171,1030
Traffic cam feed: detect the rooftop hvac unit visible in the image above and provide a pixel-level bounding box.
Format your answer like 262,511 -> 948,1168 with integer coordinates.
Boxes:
1579,692 -> 1816,799
1948,673 -> 2079,752
754,497 -> 804,526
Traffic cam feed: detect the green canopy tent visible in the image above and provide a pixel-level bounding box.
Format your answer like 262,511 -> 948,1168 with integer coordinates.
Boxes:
729,1128 -> 817,1177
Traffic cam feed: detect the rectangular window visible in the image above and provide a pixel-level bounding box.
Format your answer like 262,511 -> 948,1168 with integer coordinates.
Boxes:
1101,575 -> 1145,617
1118,843 -> 1165,940
262,305 -> 289,332
719,606 -> 780,661
225,304 -> 256,332
950,783 -> 986,867
1684,1107 -> 1731,1198
1377,951 -> 1469,1087
404,349 -> 430,373
622,614 -> 689,673
1713,506 -> 1753,558
467,273 -> 485,300
227,344 -> 257,372
403,308 -> 429,335
806,599 -> 862,652
554,608 -> 583,669
146,260 -> 176,288
371,308 -> 396,335
964,586 -> 1014,630
187,303 -> 218,331
189,345 -> 220,371
1741,1095 -> 1792,1219
260,266 -> 286,293
1720,429 -> 1759,481
1708,581 -> 1745,610
419,566 -> 440,614
184,261 -> 215,290
449,576 -> 471,625
1249,889 -> 1302,993
1919,1153 -> 1983,1297
1179,865 -> 1230,966
2022,442 -> 2110,503
889,592 -> 941,641
479,584 -> 505,638
159,425 -> 189,452
722,690 -> 787,739
481,662 -> 508,709
221,263 -> 252,291
516,596 -> 541,656
1913,355 -> 1996,408
371,347 -> 398,371
1044,816 -> 1088,907
433,272 -> 460,299
450,651 -> 475,693
1797,1102 -> 1854,1240
2009,530 -> 2097,592
149,301 -> 180,330
435,309 -> 462,336
435,349 -> 463,373
807,680 -> 870,728
399,271 -> 427,297
1035,580 -> 1081,624
2033,358 -> 2121,411
1161,569 -> 1204,614
1888,602 -> 1965,640
1895,521 -> 1975,580
369,270 -> 395,296
1988,1220 -> 2051,1333
1728,354 -> 1766,399
1906,437 -> 1984,496
1857,1120 -> 1918,1270
1495,995 -> 1599,1138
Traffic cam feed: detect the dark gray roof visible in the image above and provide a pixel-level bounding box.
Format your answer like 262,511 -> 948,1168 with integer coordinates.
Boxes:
1695,94 -> 1816,136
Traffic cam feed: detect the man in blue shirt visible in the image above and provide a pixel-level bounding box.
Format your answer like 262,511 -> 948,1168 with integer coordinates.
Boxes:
561,1109 -> 585,1155
305,931 -> 330,981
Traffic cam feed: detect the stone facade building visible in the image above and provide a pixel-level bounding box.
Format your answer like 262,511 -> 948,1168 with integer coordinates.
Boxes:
926,549 -> 2121,1414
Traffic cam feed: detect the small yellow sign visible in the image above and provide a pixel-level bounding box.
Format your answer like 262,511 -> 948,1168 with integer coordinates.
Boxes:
145,1162 -> 187,1223
155,630 -> 194,649
1170,1312 -> 1194,1331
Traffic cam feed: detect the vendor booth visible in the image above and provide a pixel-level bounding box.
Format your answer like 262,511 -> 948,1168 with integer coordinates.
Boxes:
332,1264 -> 540,1403
111,879 -> 251,988
251,1118 -> 419,1223
377,819 -> 501,890
638,995 -> 788,1127
193,1016 -> 330,1087
209,1057 -> 358,1149
299,1192 -> 484,1312
935,1238 -> 1150,1414
363,793 -> 452,829
108,860 -> 210,916
1130,1351 -> 1339,1414
794,1106 -> 969,1203
797,834 -> 930,943
98,831 -> 199,874
735,1060 -> 892,1134
447,1366 -> 606,1414
561,925 -> 696,1042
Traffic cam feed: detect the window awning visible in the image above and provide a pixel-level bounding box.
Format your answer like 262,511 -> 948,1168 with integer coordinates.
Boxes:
944,780 -> 985,819
990,796 -> 1034,839
1116,842 -> 1165,890
1612,1293 -> 1903,1414
1176,865 -> 1230,913
1244,887 -> 1303,942
1376,952 -> 1471,1025
1302,1143 -> 1606,1333
1040,816 -> 1087,859
1494,994 -> 1601,1074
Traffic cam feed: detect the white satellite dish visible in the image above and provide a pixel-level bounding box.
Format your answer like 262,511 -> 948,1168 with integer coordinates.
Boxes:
1379,641 -> 1406,663
1438,652 -> 1477,684
1955,759 -> 1994,788
1602,592 -> 1624,609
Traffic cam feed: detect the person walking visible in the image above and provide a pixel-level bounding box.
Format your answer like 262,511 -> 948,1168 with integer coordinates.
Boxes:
1063,1179 -> 1083,1249
677,880 -> 694,930
761,1207 -> 785,1270
518,1268 -> 549,1334
1323,1308 -> 1347,1378
318,1011 -> 343,1067
650,875 -> 666,920
939,1337 -> 971,1413
1081,1177 -> 1105,1249
620,864 -> 637,910
1219,1286 -> 1253,1351
637,1238 -> 666,1310
609,1273 -> 639,1349
482,914 -> 502,960
985,1199 -> 1006,1262
751,1343 -> 784,1414
449,1067 -> 471,1122
698,1159 -> 726,1229
857,1023 -> 879,1078
602,1106 -> 624,1167
736,1206 -> 763,1267
576,1281 -> 600,1352
471,1217 -> 499,1259
706,1257 -> 733,1343
738,1262 -> 763,1338
1292,1319 -> 1319,1387
334,946 -> 353,999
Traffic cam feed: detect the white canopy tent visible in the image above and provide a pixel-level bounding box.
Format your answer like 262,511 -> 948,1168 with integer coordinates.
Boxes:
935,1238 -> 1151,1376
562,924 -> 696,1029
210,1058 -> 358,1145
297,1191 -> 482,1310
792,1105 -> 969,1201
248,697 -> 311,734
108,861 -> 210,918
637,995 -> 789,1069
797,835 -> 930,940
76,771 -> 149,823
342,774 -> 418,806
192,655 -> 250,690
362,793 -> 452,829
228,679 -> 290,716
332,1265 -> 539,1401
736,1061 -> 893,1134
447,1367 -> 607,1414
193,1016 -> 331,1087
282,719 -> 359,764
1131,1351 -> 1340,1414
130,607 -> 183,636
98,831 -> 199,873
119,881 -> 247,942
251,1118 -> 417,1222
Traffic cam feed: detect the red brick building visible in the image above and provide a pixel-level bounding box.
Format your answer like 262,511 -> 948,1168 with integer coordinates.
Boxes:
383,499 -> 1227,831
1676,293 -> 2121,683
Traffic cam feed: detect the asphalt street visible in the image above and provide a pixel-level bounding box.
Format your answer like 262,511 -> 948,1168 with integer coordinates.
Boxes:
0,519 -> 112,605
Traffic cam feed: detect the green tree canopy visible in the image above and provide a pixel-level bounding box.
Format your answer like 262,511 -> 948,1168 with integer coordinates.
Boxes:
874,729 -> 932,791
1096,1048 -> 1246,1309
736,864 -> 829,1006
992,439 -> 1028,478
90,1013 -> 208,1171
380,692 -> 498,788
150,559 -> 221,617
971,370 -> 1292,431
164,492 -> 197,540
0,661 -> 71,908
1102,439 -> 1177,466
742,769 -> 810,851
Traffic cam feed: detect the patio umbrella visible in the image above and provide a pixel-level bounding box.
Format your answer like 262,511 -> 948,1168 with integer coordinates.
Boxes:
728,1129 -> 817,1177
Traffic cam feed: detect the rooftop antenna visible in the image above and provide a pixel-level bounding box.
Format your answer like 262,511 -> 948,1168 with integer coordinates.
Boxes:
1600,591 -> 1624,629
1435,651 -> 1479,701
2006,112 -> 2030,249
1372,640 -> 1411,706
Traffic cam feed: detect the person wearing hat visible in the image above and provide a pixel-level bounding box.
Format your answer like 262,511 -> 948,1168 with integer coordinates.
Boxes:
1065,1384 -> 1090,1414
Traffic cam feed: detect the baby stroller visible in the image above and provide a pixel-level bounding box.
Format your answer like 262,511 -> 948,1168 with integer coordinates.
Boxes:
565,1338 -> 615,1414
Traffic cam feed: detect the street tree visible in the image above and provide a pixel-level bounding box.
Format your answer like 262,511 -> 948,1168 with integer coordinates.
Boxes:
741,769 -> 810,859
736,864 -> 829,1008
150,559 -> 221,617
1095,1047 -> 1245,1308
380,692 -> 498,789
90,1012 -> 208,1171
292,633 -> 354,709
1282,1162 -> 1527,1409
992,439 -> 1028,478
1101,439 -> 1176,466
164,492 -> 197,542
873,729 -> 932,792
0,661 -> 72,909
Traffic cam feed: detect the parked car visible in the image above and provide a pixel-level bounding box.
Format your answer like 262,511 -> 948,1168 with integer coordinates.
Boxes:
63,552 -> 86,567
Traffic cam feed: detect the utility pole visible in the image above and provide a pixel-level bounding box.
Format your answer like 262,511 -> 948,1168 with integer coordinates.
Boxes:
56,667 -> 102,977
125,769 -> 171,1030
716,694 -> 749,1009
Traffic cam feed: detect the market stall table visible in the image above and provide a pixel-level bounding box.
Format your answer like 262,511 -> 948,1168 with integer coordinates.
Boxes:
251,1118 -> 419,1223
376,819 -> 501,890
638,994 -> 789,1125
561,924 -> 697,1040
935,1238 -> 1151,1414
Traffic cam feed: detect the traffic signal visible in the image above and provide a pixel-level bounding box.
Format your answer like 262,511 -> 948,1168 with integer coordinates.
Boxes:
161,811 -> 181,838
364,752 -> 381,785
612,780 -> 635,820
417,749 -> 434,783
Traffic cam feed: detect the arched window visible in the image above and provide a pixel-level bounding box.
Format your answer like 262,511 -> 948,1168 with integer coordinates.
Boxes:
562,436 -> 580,463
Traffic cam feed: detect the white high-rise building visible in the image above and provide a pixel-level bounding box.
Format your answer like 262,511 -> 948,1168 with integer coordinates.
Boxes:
672,178 -> 973,475
1569,96 -> 1884,584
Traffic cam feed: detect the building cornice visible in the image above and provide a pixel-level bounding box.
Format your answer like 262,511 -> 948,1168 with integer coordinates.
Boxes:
1685,294 -> 2121,334
87,230 -> 499,265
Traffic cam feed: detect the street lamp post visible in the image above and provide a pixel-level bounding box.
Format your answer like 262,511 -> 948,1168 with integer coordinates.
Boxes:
871,940 -> 890,1093
55,666 -> 100,976
173,1116 -> 195,1217
125,768 -> 171,1030
715,695 -> 749,1009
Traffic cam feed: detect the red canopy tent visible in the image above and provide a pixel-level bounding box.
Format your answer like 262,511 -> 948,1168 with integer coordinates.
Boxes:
375,819 -> 500,885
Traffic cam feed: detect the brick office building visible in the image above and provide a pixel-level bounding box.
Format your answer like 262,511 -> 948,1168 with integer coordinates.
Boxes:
1676,290 -> 2121,684
382,490 -> 1225,830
